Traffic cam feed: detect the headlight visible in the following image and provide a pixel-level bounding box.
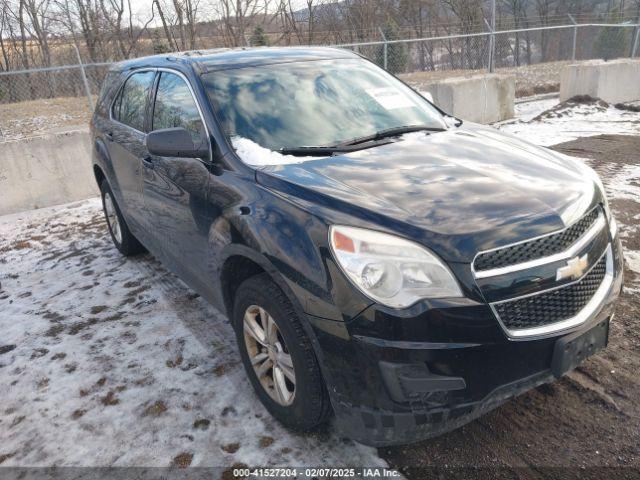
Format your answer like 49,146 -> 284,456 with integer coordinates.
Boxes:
329,226 -> 462,308
590,170 -> 617,238
608,211 -> 618,239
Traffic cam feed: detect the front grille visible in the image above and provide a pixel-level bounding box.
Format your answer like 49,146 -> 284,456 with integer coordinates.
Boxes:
494,254 -> 607,331
474,208 -> 600,272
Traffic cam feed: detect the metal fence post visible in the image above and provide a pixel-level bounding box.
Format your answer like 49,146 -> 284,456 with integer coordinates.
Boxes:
378,27 -> 388,70
568,14 -> 578,61
484,19 -> 495,73
632,25 -> 640,58
486,0 -> 496,73
73,44 -> 94,111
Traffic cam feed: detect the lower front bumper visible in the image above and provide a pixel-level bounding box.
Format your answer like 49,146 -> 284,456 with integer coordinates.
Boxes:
332,370 -> 554,447
306,238 -> 623,446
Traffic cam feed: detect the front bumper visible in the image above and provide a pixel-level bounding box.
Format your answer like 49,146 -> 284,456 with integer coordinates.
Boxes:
307,237 -> 624,446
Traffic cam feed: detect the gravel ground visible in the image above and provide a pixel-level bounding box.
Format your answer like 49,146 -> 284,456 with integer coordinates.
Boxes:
0,100 -> 639,475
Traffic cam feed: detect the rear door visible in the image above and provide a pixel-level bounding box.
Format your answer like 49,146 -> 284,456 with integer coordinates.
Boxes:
142,69 -> 213,286
106,69 -> 156,231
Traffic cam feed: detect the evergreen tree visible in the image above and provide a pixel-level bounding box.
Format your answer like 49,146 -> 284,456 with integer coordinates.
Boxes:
595,10 -> 628,61
251,26 -> 269,47
375,21 -> 408,74
152,30 -> 171,54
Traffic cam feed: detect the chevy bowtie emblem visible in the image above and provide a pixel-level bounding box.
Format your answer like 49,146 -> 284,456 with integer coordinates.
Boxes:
556,254 -> 589,281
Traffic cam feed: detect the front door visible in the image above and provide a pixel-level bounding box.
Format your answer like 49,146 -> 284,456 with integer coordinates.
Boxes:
142,70 -> 214,289
106,70 -> 156,232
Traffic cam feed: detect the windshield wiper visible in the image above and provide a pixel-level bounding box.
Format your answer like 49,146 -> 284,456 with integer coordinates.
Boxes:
278,146 -> 349,157
279,139 -> 394,157
333,125 -> 447,147
278,124 -> 446,157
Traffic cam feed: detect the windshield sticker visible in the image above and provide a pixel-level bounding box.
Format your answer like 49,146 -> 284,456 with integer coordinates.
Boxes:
366,87 -> 415,110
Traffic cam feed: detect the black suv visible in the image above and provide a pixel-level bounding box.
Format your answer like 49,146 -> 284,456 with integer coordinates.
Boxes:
91,47 -> 623,446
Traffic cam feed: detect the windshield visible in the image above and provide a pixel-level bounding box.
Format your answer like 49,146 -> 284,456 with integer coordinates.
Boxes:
201,58 -> 446,152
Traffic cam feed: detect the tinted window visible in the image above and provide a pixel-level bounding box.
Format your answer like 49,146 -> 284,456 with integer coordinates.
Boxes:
112,71 -> 155,131
202,59 -> 445,151
97,71 -> 121,116
152,72 -> 205,145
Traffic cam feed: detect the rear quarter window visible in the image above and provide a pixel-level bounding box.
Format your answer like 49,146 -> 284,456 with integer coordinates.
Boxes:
95,71 -> 123,117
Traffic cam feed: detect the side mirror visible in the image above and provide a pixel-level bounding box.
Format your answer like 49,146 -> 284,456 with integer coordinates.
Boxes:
146,127 -> 209,159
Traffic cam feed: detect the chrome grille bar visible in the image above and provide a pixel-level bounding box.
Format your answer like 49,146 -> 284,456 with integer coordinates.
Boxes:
473,211 -> 606,279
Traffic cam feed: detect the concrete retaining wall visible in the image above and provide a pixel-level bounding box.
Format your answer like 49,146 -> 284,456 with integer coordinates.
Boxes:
421,74 -> 515,124
0,128 -> 98,216
560,59 -> 640,104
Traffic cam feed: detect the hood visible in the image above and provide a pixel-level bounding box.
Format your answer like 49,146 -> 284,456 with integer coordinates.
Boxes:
255,124 -> 601,262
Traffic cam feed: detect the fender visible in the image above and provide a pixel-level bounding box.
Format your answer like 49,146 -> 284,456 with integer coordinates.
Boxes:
92,136 -> 123,203
217,243 -> 338,394
218,243 -> 305,317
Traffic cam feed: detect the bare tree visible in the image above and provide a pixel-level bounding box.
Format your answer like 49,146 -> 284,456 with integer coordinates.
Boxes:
99,0 -> 155,58
152,0 -> 200,50
0,1 -> 12,70
213,0 -> 272,47
22,0 -> 53,66
275,0 -> 322,45
441,0 -> 485,68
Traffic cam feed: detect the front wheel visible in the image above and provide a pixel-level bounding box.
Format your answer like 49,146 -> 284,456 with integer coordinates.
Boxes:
100,179 -> 144,256
233,273 -> 332,430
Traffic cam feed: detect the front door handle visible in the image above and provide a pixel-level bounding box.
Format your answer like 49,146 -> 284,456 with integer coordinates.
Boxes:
105,131 -> 114,141
142,156 -> 155,169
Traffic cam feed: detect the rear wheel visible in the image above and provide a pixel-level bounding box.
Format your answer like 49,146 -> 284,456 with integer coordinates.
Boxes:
100,179 -> 144,256
233,273 -> 332,430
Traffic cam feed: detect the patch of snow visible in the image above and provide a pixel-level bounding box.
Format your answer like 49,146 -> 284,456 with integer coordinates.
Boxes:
0,199 -> 387,468
511,98 -> 558,122
231,136 -> 323,166
498,99 -> 640,147
625,250 -> 640,275
598,163 -> 640,203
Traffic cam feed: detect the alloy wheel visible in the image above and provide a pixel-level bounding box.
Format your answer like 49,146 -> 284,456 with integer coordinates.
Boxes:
243,305 -> 296,406
104,192 -> 122,244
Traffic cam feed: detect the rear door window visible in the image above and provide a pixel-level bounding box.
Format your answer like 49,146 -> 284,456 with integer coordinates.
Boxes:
151,71 -> 205,145
112,70 -> 155,132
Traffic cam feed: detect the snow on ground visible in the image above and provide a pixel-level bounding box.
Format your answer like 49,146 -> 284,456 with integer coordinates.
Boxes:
498,97 -> 640,146
626,250 -> 640,275
0,199 -> 385,468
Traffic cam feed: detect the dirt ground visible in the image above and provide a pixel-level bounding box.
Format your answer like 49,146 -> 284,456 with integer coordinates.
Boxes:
0,97 -> 91,141
379,135 -> 640,477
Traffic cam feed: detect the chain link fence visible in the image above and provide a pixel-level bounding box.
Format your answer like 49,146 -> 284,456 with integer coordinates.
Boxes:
340,23 -> 640,74
0,22 -> 638,140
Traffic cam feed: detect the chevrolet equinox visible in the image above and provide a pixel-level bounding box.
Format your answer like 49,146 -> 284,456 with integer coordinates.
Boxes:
91,47 -> 623,446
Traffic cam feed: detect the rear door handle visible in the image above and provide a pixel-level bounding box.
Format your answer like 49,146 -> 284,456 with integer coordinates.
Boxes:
142,156 -> 155,169
105,131 -> 113,140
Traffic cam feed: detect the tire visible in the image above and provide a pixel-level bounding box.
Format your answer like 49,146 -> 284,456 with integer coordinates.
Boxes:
233,273 -> 332,431
100,179 -> 145,256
